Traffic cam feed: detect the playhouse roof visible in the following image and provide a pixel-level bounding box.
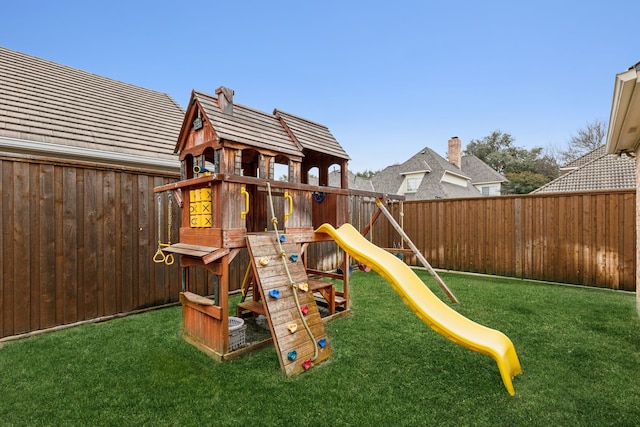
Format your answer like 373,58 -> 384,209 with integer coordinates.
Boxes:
177,88 -> 350,163
274,110 -> 350,161
188,90 -> 303,159
0,46 -> 184,165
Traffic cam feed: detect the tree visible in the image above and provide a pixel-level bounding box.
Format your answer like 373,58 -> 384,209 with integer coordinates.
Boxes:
355,169 -> 379,179
558,119 -> 607,164
464,130 -> 559,194
502,171 -> 551,194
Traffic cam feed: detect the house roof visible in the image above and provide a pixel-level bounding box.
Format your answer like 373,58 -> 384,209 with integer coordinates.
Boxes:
275,109 -> 350,161
533,145 -> 635,193
561,145 -> 606,170
0,46 -> 184,164
605,61 -> 640,155
371,146 -> 490,199
189,90 -> 302,159
461,154 -> 508,184
328,169 -> 375,191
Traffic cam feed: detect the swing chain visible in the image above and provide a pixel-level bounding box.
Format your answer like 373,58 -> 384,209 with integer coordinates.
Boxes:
164,192 -> 174,265
153,192 -> 174,265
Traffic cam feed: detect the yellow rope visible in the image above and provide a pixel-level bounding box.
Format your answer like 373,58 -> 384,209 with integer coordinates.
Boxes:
266,183 -> 318,362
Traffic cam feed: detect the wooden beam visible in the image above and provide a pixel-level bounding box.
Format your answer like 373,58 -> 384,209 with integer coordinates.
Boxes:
375,198 -> 459,304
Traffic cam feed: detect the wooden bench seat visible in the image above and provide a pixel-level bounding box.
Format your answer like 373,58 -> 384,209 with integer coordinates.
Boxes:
236,300 -> 266,316
308,278 -> 338,314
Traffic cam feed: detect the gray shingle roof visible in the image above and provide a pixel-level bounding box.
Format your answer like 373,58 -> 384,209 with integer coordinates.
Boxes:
0,46 -> 184,161
533,147 -> 635,193
371,147 -> 487,199
462,154 -> 508,184
328,169 -> 375,191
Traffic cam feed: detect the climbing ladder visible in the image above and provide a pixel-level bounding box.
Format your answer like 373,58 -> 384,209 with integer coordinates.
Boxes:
243,232 -> 332,375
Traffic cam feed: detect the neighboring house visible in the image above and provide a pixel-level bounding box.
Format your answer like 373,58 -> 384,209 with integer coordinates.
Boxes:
326,169 -> 375,192
0,46 -> 183,171
604,60 -> 640,306
0,46 -> 185,338
370,137 -> 506,199
533,144 -> 635,193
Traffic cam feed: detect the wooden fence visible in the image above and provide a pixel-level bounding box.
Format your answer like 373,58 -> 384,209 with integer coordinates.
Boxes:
1,158 -> 635,341
371,190 -> 636,292
0,156 -> 185,338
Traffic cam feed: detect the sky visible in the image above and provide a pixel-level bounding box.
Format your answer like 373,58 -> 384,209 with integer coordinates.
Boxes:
2,0 -> 638,173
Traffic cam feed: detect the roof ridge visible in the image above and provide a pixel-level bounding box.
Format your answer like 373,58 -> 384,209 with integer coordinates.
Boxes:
273,109 -> 329,129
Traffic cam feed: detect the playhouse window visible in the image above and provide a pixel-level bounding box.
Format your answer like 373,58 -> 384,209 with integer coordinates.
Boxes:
274,155 -> 290,182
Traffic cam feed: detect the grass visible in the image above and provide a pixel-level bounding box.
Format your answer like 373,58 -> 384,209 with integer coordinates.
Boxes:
1,270 -> 639,426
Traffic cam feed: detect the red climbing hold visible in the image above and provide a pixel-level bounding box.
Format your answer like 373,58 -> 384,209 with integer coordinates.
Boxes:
300,305 -> 309,315
302,360 -> 312,371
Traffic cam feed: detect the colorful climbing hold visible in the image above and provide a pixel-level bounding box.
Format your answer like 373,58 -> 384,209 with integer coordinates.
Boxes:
300,305 -> 309,315
287,323 -> 298,334
318,338 -> 327,349
289,254 -> 298,262
337,265 -> 354,276
301,360 -> 312,371
287,350 -> 297,361
268,289 -> 280,299
358,263 -> 372,272
279,235 -> 286,243
259,256 -> 269,266
297,282 -> 309,292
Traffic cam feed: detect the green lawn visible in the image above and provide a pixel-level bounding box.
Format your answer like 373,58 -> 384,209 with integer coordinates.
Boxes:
1,270 -> 639,426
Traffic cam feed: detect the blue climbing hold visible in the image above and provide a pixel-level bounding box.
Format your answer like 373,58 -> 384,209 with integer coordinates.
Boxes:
289,254 -> 298,262
287,350 -> 297,361
279,235 -> 286,243
313,192 -> 325,203
268,289 -> 280,299
336,265 -> 354,276
318,338 -> 327,349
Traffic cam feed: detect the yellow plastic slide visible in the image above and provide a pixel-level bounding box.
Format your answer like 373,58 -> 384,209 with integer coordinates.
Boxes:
316,223 -> 522,395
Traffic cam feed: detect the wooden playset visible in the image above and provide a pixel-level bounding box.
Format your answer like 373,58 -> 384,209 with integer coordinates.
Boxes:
153,86 -> 396,373
151,87 -> 522,395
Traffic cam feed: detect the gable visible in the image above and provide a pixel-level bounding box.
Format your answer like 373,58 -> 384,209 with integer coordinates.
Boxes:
440,170 -> 470,187
175,91 -> 304,160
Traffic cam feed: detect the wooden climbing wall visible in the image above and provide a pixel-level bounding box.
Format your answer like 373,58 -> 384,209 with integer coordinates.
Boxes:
246,233 -> 332,375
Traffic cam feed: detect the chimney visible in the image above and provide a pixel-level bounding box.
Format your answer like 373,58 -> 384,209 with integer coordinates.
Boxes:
448,136 -> 462,169
215,86 -> 234,115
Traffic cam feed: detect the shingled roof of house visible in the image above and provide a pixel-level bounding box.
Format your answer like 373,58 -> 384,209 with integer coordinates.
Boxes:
461,154 -> 508,185
0,46 -> 184,163
533,146 -> 635,193
371,147 -> 485,199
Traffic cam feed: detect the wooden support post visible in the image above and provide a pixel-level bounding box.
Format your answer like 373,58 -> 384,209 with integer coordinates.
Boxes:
342,251 -> 350,310
375,198 -> 459,304
361,206 -> 382,238
220,254 -> 230,353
